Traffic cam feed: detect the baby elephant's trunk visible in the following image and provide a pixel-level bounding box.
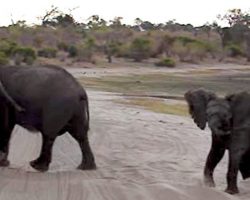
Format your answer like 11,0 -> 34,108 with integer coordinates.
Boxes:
208,116 -> 231,136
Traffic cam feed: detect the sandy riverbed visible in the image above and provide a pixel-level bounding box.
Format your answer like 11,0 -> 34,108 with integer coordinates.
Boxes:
1,64 -> 250,200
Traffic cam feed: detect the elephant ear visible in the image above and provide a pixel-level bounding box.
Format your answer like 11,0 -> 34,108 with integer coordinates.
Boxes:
225,92 -> 246,112
184,88 -> 216,130
225,93 -> 239,105
225,94 -> 235,102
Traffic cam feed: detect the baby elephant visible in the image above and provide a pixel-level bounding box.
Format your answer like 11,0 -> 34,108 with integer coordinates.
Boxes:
185,89 -> 250,194
0,65 -> 96,172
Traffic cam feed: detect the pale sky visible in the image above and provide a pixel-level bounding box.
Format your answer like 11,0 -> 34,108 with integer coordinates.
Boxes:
0,0 -> 249,27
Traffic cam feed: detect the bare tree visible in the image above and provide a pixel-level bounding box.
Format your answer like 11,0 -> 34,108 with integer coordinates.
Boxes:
39,5 -> 60,26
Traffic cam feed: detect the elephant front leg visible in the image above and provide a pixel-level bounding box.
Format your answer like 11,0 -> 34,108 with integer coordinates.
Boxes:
225,149 -> 243,194
204,137 -> 226,187
30,135 -> 56,172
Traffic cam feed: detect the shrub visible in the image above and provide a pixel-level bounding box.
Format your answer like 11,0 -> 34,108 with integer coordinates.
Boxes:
74,38 -> 96,63
85,37 -> 95,49
175,36 -> 196,46
114,43 -> 130,58
0,52 -> 8,65
154,34 -> 175,57
33,36 -> 43,48
129,37 -> 152,62
155,57 -> 176,67
172,41 -> 189,61
187,42 -> 207,61
105,41 -> 122,56
76,44 -> 94,63
38,48 -> 57,58
0,39 -> 17,56
12,47 -> 36,65
104,41 -> 123,62
12,47 -> 36,59
225,44 -> 244,57
57,42 -> 69,51
67,45 -> 78,57
172,38 -> 211,62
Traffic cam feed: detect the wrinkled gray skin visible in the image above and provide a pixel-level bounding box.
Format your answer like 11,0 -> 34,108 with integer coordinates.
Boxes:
185,89 -> 250,194
224,92 -> 250,194
206,99 -> 232,136
0,65 -> 96,172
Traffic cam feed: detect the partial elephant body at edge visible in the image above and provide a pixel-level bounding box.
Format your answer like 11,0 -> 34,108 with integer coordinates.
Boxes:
0,65 -> 96,172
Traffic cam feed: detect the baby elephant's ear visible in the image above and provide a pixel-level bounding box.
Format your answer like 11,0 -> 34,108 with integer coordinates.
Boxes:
206,91 -> 216,101
225,94 -> 236,102
184,88 -> 216,130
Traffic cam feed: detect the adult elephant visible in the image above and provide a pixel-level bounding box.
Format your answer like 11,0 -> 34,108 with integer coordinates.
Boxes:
0,65 -> 96,172
185,88 -> 250,194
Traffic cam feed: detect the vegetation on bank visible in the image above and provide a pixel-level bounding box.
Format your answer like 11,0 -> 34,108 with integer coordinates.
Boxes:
0,7 -> 250,66
78,68 -> 250,115
79,69 -> 250,95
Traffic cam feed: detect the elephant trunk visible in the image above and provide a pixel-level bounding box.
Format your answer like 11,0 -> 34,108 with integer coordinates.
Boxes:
208,116 -> 231,136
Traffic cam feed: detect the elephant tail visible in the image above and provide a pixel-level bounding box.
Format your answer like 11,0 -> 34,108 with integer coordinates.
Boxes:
80,92 -> 90,131
0,81 -> 24,112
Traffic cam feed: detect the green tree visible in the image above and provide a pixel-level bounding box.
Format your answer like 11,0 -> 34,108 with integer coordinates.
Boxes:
55,14 -> 75,27
87,15 -> 107,29
134,18 -> 155,31
218,9 -> 250,27
110,17 -> 123,29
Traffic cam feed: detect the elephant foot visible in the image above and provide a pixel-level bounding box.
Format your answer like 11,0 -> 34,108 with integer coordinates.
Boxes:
30,159 -> 49,172
0,151 -> 9,167
77,162 -> 97,170
204,176 -> 215,187
225,187 -> 239,195
0,159 -> 9,167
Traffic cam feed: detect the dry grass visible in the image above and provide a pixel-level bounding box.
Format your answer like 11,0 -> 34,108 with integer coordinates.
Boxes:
79,71 -> 250,96
115,98 -> 188,116
177,68 -> 221,76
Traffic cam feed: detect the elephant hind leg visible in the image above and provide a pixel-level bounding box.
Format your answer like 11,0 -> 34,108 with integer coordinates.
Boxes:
239,150 -> 250,179
0,106 -> 15,167
68,115 -> 96,170
0,128 -> 13,167
30,134 -> 56,172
